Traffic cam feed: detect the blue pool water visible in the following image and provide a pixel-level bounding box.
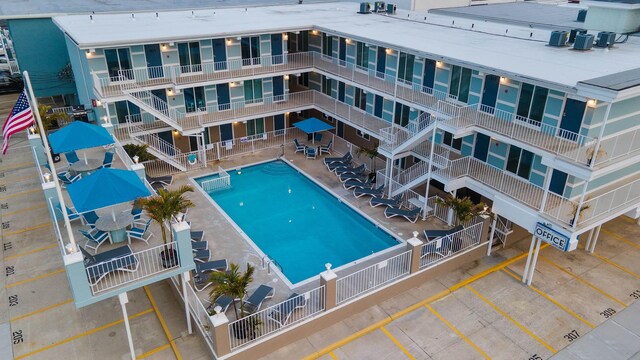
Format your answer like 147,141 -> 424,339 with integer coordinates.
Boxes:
196,160 -> 399,284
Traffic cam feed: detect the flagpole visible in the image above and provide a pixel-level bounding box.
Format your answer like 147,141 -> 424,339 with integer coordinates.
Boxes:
23,71 -> 78,252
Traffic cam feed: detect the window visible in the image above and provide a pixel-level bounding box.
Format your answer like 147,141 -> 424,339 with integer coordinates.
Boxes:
356,42 -> 368,69
298,31 -> 309,52
246,118 -> 265,136
243,79 -> 263,103
356,129 -> 370,140
241,36 -> 260,66
212,38 -> 227,70
394,103 -> 410,126
297,73 -> 309,87
322,76 -> 332,96
442,131 -> 462,151
183,87 -> 205,113
322,34 -> 333,56
449,65 -> 472,103
104,48 -> 132,79
354,88 -> 367,111
506,145 -> 534,180
177,42 -> 201,72
398,52 -> 415,82
114,100 -> 140,124
516,83 -> 549,124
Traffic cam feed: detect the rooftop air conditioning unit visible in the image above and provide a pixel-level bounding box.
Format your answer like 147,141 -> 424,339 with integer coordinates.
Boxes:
358,2 -> 371,14
596,31 -> 616,48
548,31 -> 568,47
573,33 -> 594,51
576,9 -> 587,22
386,3 -> 396,14
569,28 -> 587,43
374,1 -> 385,13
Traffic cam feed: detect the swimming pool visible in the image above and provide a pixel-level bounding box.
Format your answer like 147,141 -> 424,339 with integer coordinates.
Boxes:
195,160 -> 400,284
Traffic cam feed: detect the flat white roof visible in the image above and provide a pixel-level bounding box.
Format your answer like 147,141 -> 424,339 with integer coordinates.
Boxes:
53,2 -> 640,90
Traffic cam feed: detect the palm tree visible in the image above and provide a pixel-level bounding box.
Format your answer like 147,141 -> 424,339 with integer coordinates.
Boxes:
208,263 -> 255,319
36,104 -> 69,133
134,185 -> 195,250
356,145 -> 379,178
123,143 -> 156,162
435,196 -> 486,227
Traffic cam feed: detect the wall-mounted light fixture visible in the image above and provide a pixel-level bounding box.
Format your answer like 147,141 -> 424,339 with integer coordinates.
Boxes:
95,100 -> 102,107
587,99 -> 597,108
385,48 -> 392,54
436,61 -> 444,68
132,155 -> 139,164
226,38 -> 232,45
101,116 -> 109,124
283,33 -> 289,40
28,126 -> 36,134
284,75 -> 290,80
345,38 -> 352,44
500,76 -> 508,84
311,30 -> 319,35
43,172 -> 52,183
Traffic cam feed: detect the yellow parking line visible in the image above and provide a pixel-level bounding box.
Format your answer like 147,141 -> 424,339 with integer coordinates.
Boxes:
466,285 -> 556,353
380,326 -> 416,360
425,304 -> 491,359
501,268 -> 595,328
600,228 -> 640,250
5,268 -> 65,288
14,308 -> 153,360
0,188 -> 40,200
2,204 -> 47,217
592,253 -> 640,280
329,352 -> 338,360
137,344 -> 171,359
4,243 -> 58,260
10,299 -> 73,322
303,246 -> 547,360
2,222 -> 51,236
144,286 -> 182,360
539,256 -> 627,308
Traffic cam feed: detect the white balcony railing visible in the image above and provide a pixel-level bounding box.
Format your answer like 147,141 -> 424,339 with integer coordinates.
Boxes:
86,242 -> 179,294
420,222 -> 484,269
201,166 -> 231,192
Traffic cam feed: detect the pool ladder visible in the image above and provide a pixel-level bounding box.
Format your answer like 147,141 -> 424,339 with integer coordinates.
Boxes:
261,255 -> 283,274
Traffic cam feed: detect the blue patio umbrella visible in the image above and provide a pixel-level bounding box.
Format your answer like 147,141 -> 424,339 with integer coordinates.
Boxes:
67,168 -> 151,217
293,117 -> 334,144
48,121 -> 114,154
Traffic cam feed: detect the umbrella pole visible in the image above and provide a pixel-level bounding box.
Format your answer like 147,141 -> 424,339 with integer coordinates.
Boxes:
84,152 -> 88,165
112,208 -> 117,222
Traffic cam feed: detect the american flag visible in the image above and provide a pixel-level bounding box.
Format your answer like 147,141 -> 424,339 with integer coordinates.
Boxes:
2,90 -> 35,155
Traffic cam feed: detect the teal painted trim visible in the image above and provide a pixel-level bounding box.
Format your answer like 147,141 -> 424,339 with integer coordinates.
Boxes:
545,96 -> 564,118
260,34 -> 272,55
549,89 -> 564,97
542,115 -> 559,128
435,67 -> 449,85
470,77 -> 483,94
131,52 -> 146,68
468,95 -> 480,106
366,92 -> 374,114
434,131 -> 443,143
530,172 -> 545,188
130,45 -> 143,53
532,154 -> 547,173
65,35 -> 92,106
462,134 -> 474,144
489,139 -> 508,157
487,154 -> 505,169
461,143 -> 473,157
412,58 -> 423,85
496,102 -> 515,114
604,114 -> 640,136
497,84 -> 518,104
609,96 -> 640,120
588,163 -> 640,191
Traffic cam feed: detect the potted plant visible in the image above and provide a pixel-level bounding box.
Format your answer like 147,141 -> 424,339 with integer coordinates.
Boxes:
568,201 -> 591,226
36,104 -> 69,133
123,143 -> 156,162
356,145 -> 379,181
435,196 -> 486,227
134,185 -> 194,268
208,263 -> 262,339
585,146 -> 607,166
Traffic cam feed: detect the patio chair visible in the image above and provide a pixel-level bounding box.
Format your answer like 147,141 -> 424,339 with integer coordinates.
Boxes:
64,151 -> 79,164
101,151 -> 114,168
126,219 -> 153,245
56,203 -> 82,223
207,295 -> 235,314
384,207 -> 421,223
314,133 -> 323,142
192,241 -> 208,251
130,207 -> 144,222
81,245 -> 139,286
193,249 -> 211,263
58,172 -> 81,186
370,193 -> 403,208
44,163 -> 68,175
293,138 -> 306,153
191,230 -> 205,242
335,164 -> 365,176
267,293 -> 307,327
305,146 -> 317,160
82,211 -> 99,228
146,174 -> 173,186
324,152 -> 351,167
343,176 -> 374,190
243,284 -> 275,314
192,259 -> 229,292
79,227 -> 111,254
353,184 -> 385,198
424,225 -> 464,241
319,140 -> 332,155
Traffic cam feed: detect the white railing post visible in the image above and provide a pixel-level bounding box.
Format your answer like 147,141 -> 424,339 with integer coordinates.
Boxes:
588,102 -> 612,168
320,264 -> 337,311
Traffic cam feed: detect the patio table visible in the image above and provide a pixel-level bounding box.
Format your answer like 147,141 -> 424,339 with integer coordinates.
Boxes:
95,212 -> 134,244
69,158 -> 103,175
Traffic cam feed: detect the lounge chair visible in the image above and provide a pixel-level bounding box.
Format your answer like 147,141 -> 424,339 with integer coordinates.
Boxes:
64,151 -> 79,164
193,249 -> 211,263
81,246 -> 139,286
338,170 -> 367,183
243,284 -> 275,314
127,219 -> 153,244
267,293 -> 307,327
319,140 -> 332,155
207,295 -> 235,314
191,230 -> 205,242
146,174 -> 173,186
353,184 -> 385,198
58,172 -> 81,186
327,160 -> 353,172
370,194 -> 403,208
193,259 -> 229,292
82,211 -> 99,228
293,138 -> 306,153
305,146 -> 317,159
424,225 -> 464,241
192,241 -> 208,251
79,228 -> 111,254
384,207 -> 421,223
56,203 -> 82,223
324,152 -> 351,166
335,164 -> 365,176
343,176 -> 373,190
101,152 -> 114,168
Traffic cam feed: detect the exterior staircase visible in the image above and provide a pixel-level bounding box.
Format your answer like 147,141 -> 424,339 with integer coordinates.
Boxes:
127,121 -> 187,171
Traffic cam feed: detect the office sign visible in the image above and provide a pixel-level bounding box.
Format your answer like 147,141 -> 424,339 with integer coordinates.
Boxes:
535,222 -> 574,252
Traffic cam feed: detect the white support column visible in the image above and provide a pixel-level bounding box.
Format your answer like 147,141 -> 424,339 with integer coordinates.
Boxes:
539,166 -> 553,212
118,292 -> 136,360
487,216 -> 498,256
103,101 -> 111,124
522,235 -> 537,283
182,272 -> 192,334
422,128 -> 438,220
526,238 -> 542,286
589,225 -> 601,254
589,103 -> 612,168
447,189 -> 456,226
585,228 -> 594,251
572,182 -> 589,228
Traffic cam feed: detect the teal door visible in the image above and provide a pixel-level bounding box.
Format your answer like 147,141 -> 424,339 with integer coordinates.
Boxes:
271,34 -> 283,64
481,75 -> 500,111
216,83 -> 230,110
220,124 -> 233,141
144,44 -> 163,78
549,169 -> 568,196
560,99 -> 586,141
212,39 -> 227,70
473,133 -> 490,162
376,47 -> 386,78
423,59 -> 436,90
